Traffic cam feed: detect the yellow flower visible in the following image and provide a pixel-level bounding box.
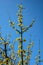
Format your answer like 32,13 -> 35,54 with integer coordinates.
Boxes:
5,58 -> 9,61
0,37 -> 4,40
16,37 -> 21,41
2,53 -> 5,57
18,50 -> 21,54
11,53 -> 14,58
23,50 -> 26,53
23,60 -> 26,63
16,38 -> 20,40
19,4 -> 23,9
18,61 -> 21,65
23,39 -> 26,42
10,22 -> 15,27
0,61 -> 3,65
27,46 -> 31,48
10,44 -> 14,49
3,41 -> 9,45
5,41 -> 9,44
18,63 -> 20,65
26,56 -> 30,59
18,18 -> 23,23
3,58 -> 9,64
18,50 -> 22,54
18,23 -> 23,27
18,16 -> 23,19
18,45 -> 21,48
18,50 -> 26,54
14,57 -> 16,60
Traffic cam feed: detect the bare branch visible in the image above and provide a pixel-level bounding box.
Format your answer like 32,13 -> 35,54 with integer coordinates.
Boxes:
23,20 -> 35,33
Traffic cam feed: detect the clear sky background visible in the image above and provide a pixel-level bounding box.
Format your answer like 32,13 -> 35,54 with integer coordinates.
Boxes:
0,0 -> 43,65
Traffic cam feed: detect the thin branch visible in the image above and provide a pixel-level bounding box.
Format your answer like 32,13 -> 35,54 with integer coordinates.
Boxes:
23,20 -> 35,33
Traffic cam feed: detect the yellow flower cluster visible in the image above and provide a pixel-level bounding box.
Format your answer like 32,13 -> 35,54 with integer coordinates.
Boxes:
36,59 -> 39,62
16,37 -> 21,41
0,37 -> 4,40
18,45 -> 21,48
27,45 -> 31,48
26,56 -> 31,60
2,41 -> 9,45
23,39 -> 26,42
1,58 -> 9,65
18,60 -> 22,65
17,4 -> 23,24
14,57 -> 16,60
10,44 -> 14,49
19,4 -> 23,8
18,17 -> 23,23
4,58 -> 9,62
18,60 -> 27,65
5,41 -> 9,44
18,50 -> 26,54
18,23 -> 23,27
18,50 -> 22,54
27,42 -> 34,49
0,61 -> 3,65
2,53 -> 5,58
11,53 -> 14,58
18,15 -> 23,19
18,62 -> 21,65
10,21 -> 15,27
16,38 -> 26,42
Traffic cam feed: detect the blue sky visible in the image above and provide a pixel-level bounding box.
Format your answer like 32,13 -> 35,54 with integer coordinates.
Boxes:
0,0 -> 43,65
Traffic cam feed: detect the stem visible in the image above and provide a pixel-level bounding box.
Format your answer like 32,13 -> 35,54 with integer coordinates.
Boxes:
21,27 -> 23,65
4,43 -> 8,65
4,44 -> 7,58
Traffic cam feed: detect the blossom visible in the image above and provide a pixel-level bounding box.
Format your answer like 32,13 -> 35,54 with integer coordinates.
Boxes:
23,39 -> 26,42
18,50 -> 22,54
18,45 -> 21,48
10,44 -> 14,49
0,37 -> 4,40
